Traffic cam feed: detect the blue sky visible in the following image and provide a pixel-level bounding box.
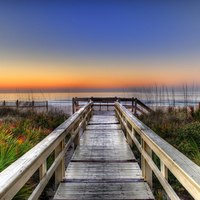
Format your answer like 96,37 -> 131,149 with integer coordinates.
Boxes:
0,1 -> 200,92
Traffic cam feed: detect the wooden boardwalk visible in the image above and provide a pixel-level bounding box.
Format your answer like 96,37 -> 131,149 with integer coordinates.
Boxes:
53,113 -> 154,199
1,100 -> 200,199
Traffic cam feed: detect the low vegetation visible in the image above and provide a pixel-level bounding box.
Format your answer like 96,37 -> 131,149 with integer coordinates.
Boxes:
0,107 -> 69,199
137,106 -> 200,199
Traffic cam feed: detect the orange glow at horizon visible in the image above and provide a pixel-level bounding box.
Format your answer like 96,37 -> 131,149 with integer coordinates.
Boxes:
0,56 -> 199,91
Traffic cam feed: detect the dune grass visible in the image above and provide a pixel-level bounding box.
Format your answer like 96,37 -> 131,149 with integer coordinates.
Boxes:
0,107 -> 69,199
137,106 -> 200,199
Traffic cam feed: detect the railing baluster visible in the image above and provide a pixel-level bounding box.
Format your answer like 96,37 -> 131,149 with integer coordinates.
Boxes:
87,108 -> 90,123
74,121 -> 80,149
83,112 -> 86,132
39,161 -> 47,181
126,120 -> 132,147
134,98 -> 137,116
161,161 -> 168,181
55,139 -> 65,190
141,139 -> 153,189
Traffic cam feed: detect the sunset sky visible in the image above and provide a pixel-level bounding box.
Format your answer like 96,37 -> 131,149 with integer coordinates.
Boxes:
0,1 -> 200,92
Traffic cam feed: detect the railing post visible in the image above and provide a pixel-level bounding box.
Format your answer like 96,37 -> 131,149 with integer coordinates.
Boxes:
74,120 -> 80,149
46,101 -> 48,112
16,100 -> 19,109
91,103 -> 93,117
87,108 -> 90,123
72,98 -> 75,114
87,105 -> 92,122
141,138 -> 153,189
126,120 -> 132,147
39,161 -> 47,181
83,112 -> 86,132
134,98 -> 137,116
161,161 -> 168,181
132,97 -> 134,112
119,112 -> 123,130
55,139 -> 65,190
32,101 -> 34,111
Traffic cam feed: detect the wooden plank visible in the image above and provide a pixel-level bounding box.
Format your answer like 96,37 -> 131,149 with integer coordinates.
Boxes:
71,128 -> 135,161
89,115 -> 118,124
65,162 -> 142,180
53,182 -> 154,199
86,124 -> 121,130
71,146 -> 135,161
93,110 -> 115,116
53,113 -> 155,200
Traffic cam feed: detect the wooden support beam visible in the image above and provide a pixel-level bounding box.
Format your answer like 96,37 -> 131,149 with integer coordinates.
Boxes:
141,139 -> 153,189
132,97 -> 134,112
32,101 -> 34,111
161,161 -> 168,181
16,100 -> 19,109
134,98 -> 137,116
82,112 -> 86,132
46,101 -> 48,112
72,98 -> 75,114
126,120 -> 132,147
74,121 -> 80,149
55,139 -> 65,190
39,161 -> 47,181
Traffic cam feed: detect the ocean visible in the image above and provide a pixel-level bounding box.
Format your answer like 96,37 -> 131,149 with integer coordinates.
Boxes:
0,91 -> 200,110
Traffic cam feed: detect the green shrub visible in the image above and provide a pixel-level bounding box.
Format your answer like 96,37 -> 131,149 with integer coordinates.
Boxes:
0,108 -> 69,199
138,106 -> 200,198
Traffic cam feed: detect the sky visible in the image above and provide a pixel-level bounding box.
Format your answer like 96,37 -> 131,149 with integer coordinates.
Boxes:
0,0 -> 200,92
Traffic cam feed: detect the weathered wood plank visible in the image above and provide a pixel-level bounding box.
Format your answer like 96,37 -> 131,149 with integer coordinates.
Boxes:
71,128 -> 135,161
89,115 -> 118,124
54,113 -> 154,200
53,182 -> 154,199
86,124 -> 121,130
65,162 -> 142,180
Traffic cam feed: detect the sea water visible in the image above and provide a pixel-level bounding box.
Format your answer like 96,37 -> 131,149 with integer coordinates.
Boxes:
0,91 -> 199,108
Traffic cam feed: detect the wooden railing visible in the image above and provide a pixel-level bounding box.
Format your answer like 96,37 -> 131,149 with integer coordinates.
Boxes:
72,96 -> 152,115
0,102 -> 93,200
115,102 -> 200,200
0,100 -> 49,112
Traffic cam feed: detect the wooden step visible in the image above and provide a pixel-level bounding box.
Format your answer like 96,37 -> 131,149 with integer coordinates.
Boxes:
65,162 -> 143,180
53,182 -> 155,200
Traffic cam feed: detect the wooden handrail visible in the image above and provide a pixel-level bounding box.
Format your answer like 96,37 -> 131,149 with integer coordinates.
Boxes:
0,102 -> 93,200
0,100 -> 49,112
72,97 -> 152,114
115,102 -> 200,200
136,98 -> 153,113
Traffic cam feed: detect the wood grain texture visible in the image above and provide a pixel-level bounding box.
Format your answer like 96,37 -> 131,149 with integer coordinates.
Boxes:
115,102 -> 200,199
53,182 -> 154,199
0,102 -> 93,200
54,114 -> 154,200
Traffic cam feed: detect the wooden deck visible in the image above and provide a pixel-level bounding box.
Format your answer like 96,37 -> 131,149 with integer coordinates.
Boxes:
53,113 -> 155,199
